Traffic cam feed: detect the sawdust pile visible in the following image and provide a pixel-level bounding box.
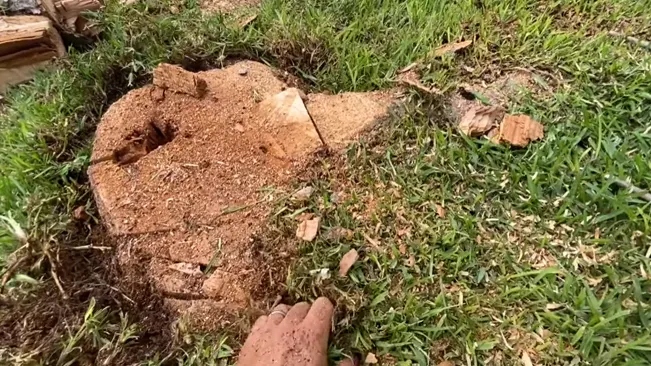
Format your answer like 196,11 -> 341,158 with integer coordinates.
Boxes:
88,61 -> 393,327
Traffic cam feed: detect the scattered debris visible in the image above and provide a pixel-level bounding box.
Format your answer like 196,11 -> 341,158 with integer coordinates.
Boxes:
545,303 -> 563,311
521,351 -> 533,366
338,249 -> 359,276
606,175 -> 651,202
202,270 -> 248,304
458,106 -> 504,137
326,227 -> 354,241
496,114 -> 544,147
397,70 -> 442,95
398,62 -> 418,74
153,63 -> 207,98
436,204 -> 446,218
363,233 -> 381,250
72,206 -> 88,221
608,31 -> 651,50
238,14 -> 257,28
296,217 -> 320,241
292,186 -> 314,201
309,268 -> 330,283
430,40 -> 472,58
365,352 -> 378,364
238,68 -> 248,76
168,262 -> 202,277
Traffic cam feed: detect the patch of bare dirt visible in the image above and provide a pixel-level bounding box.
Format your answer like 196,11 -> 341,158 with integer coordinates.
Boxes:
88,61 -> 395,328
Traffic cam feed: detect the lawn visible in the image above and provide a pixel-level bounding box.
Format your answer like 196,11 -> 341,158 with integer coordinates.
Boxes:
1,0 -> 651,364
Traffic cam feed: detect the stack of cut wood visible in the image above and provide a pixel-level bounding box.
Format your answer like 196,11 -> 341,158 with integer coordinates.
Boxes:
0,0 -> 102,93
0,15 -> 66,93
43,0 -> 102,35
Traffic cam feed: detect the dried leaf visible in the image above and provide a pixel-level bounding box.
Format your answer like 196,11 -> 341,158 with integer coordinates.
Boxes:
239,14 -> 257,28
497,114 -> 544,147
399,243 -> 407,255
365,352 -> 378,364
546,303 -> 563,311
293,186 -> 314,201
397,70 -> 443,95
438,362 -> 455,366
296,217 -> 320,241
436,204 -> 446,218
431,40 -> 473,58
338,249 -> 359,276
521,351 -> 533,366
458,106 -> 504,137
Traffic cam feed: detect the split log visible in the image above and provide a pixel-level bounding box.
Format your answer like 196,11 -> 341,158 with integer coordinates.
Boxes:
0,15 -> 66,93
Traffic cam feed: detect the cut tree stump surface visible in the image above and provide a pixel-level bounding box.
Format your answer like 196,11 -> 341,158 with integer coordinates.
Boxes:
89,60 -> 394,327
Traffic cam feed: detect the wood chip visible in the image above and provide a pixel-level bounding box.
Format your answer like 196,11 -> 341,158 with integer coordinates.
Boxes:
521,351 -> 533,366
338,249 -> 359,276
365,352 -> 378,364
496,114 -> 544,147
458,106 -> 504,137
72,206 -> 88,221
292,186 -> 314,201
431,40 -> 473,58
436,204 -> 446,218
296,217 -> 320,241
153,63 -> 207,98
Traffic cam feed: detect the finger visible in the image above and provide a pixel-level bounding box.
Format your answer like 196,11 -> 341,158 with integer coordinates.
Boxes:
268,304 -> 292,325
302,297 -> 334,334
282,302 -> 311,325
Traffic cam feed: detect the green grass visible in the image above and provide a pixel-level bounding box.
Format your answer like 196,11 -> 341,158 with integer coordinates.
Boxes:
1,0 -> 651,364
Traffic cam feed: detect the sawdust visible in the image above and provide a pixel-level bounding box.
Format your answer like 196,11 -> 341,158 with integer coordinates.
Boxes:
89,61 -> 395,327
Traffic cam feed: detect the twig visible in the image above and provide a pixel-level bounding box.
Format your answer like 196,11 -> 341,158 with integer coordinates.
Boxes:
607,175 -> 651,202
303,102 -> 328,148
43,245 -> 68,299
0,256 -> 28,291
62,245 -> 113,251
608,31 -> 651,50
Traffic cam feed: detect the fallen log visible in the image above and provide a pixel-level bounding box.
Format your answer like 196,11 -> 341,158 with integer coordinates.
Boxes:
0,15 -> 66,93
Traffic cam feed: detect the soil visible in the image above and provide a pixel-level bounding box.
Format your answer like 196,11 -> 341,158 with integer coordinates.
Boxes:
88,60 -> 394,328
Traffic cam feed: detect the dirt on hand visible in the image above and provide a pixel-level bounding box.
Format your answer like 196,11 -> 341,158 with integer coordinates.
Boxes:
88,60 -> 394,327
